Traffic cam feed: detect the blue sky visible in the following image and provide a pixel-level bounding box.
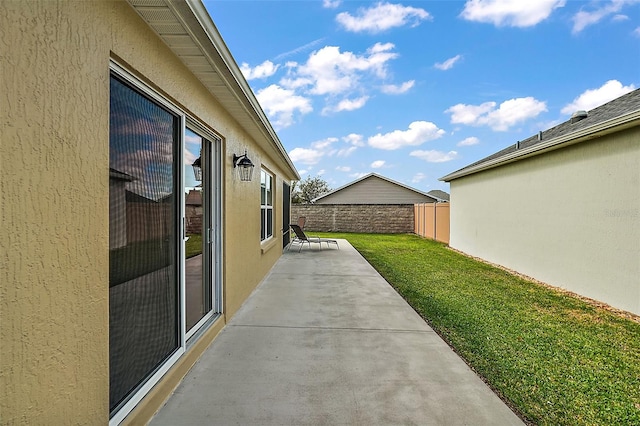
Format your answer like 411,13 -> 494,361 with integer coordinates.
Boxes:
203,0 -> 639,194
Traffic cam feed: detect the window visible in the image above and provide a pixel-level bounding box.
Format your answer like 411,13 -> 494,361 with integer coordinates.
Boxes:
260,169 -> 273,241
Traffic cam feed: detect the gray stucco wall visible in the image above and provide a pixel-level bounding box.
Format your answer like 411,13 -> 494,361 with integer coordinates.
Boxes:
291,204 -> 414,233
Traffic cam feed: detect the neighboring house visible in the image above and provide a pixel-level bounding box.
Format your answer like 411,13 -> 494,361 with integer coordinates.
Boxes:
441,89 -> 640,316
2,1 -> 299,425
313,173 -> 442,204
185,189 -> 203,235
427,189 -> 450,202
292,173 -> 441,233
110,169 -> 135,249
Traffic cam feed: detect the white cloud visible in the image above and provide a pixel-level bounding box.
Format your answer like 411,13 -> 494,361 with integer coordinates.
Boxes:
561,80 -> 636,114
335,133 -> 364,157
381,80 -> 415,94
370,160 -> 386,168
255,84 -> 313,129
434,55 -> 463,71
337,146 -> 357,157
184,132 -> 201,146
349,172 -> 369,179
318,169 -> 326,176
460,0 -> 565,27
289,137 -> 340,165
322,96 -> 370,114
323,0 -> 341,9
311,137 -> 339,150
343,133 -> 366,147
446,102 -> 496,125
274,39 -> 326,61
412,172 -> 427,183
240,60 -> 279,80
446,97 -> 547,131
410,150 -> 459,163
635,26 -> 640,36
277,42 -> 409,115
457,136 -> 480,146
336,166 -> 351,172
572,0 -> 640,34
183,148 -> 198,166
481,97 -> 547,131
289,147 -> 324,165
612,14 -> 630,22
364,43 -> 398,78
284,44 -> 399,97
336,2 -> 431,33
368,121 -> 446,150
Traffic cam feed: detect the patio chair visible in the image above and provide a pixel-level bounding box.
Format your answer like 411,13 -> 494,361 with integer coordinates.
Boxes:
288,224 -> 339,252
290,216 -> 307,246
297,216 -> 306,229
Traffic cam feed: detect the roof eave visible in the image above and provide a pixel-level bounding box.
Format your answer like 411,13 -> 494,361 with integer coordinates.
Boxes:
126,0 -> 299,181
440,109 -> 640,182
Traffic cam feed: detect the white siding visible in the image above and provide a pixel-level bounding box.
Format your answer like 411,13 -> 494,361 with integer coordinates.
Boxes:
316,175 -> 436,204
449,127 -> 640,315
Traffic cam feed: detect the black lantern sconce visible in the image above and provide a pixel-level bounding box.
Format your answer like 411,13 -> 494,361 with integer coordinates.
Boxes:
233,150 -> 255,182
191,156 -> 202,182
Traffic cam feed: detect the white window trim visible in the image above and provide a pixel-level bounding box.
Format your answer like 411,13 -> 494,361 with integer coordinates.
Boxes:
260,168 -> 274,242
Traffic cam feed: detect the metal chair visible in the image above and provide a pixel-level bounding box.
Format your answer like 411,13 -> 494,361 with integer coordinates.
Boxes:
287,224 -> 339,252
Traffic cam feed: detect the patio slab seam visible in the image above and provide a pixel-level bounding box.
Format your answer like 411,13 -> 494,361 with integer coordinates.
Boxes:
227,324 -> 435,333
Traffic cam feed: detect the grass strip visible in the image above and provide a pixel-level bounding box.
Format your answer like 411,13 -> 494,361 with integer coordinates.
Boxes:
185,234 -> 203,258
317,232 -> 640,425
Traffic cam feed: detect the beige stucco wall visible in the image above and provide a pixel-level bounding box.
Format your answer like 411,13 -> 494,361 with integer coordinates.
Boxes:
449,127 -> 640,315
1,1 -> 294,424
1,1 -> 112,423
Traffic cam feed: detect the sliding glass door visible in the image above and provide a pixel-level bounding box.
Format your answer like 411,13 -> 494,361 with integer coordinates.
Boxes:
109,74 -> 180,413
184,128 -> 220,336
109,66 -> 223,422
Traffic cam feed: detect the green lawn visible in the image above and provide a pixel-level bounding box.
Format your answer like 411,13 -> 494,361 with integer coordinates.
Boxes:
185,234 -> 203,258
316,232 -> 640,425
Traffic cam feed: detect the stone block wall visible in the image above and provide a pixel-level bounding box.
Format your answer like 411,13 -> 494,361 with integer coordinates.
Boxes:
291,204 -> 414,234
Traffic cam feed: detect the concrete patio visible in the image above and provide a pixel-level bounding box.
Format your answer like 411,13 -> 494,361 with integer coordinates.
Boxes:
150,239 -> 523,425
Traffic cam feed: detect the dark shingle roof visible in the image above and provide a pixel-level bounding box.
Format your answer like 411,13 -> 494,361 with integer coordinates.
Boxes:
427,190 -> 450,201
441,88 -> 640,181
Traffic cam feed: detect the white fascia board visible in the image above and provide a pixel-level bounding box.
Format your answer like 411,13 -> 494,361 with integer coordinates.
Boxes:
184,0 -> 300,180
440,110 -> 640,182
132,0 -> 299,181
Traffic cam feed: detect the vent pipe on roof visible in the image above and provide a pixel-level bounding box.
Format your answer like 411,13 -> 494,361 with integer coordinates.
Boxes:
538,131 -> 542,141
571,110 -> 588,124
515,140 -> 520,149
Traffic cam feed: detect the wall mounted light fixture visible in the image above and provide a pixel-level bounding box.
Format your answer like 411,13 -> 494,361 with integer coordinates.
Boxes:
191,156 -> 202,181
233,150 -> 255,182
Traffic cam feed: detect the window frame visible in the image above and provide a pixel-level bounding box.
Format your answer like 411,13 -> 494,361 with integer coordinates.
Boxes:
260,168 -> 274,242
183,124 -> 224,341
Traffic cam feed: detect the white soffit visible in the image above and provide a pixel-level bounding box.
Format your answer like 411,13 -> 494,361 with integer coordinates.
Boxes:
126,0 -> 299,180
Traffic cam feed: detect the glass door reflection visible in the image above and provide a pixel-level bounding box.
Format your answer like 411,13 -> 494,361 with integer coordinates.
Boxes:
185,129 -> 213,333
